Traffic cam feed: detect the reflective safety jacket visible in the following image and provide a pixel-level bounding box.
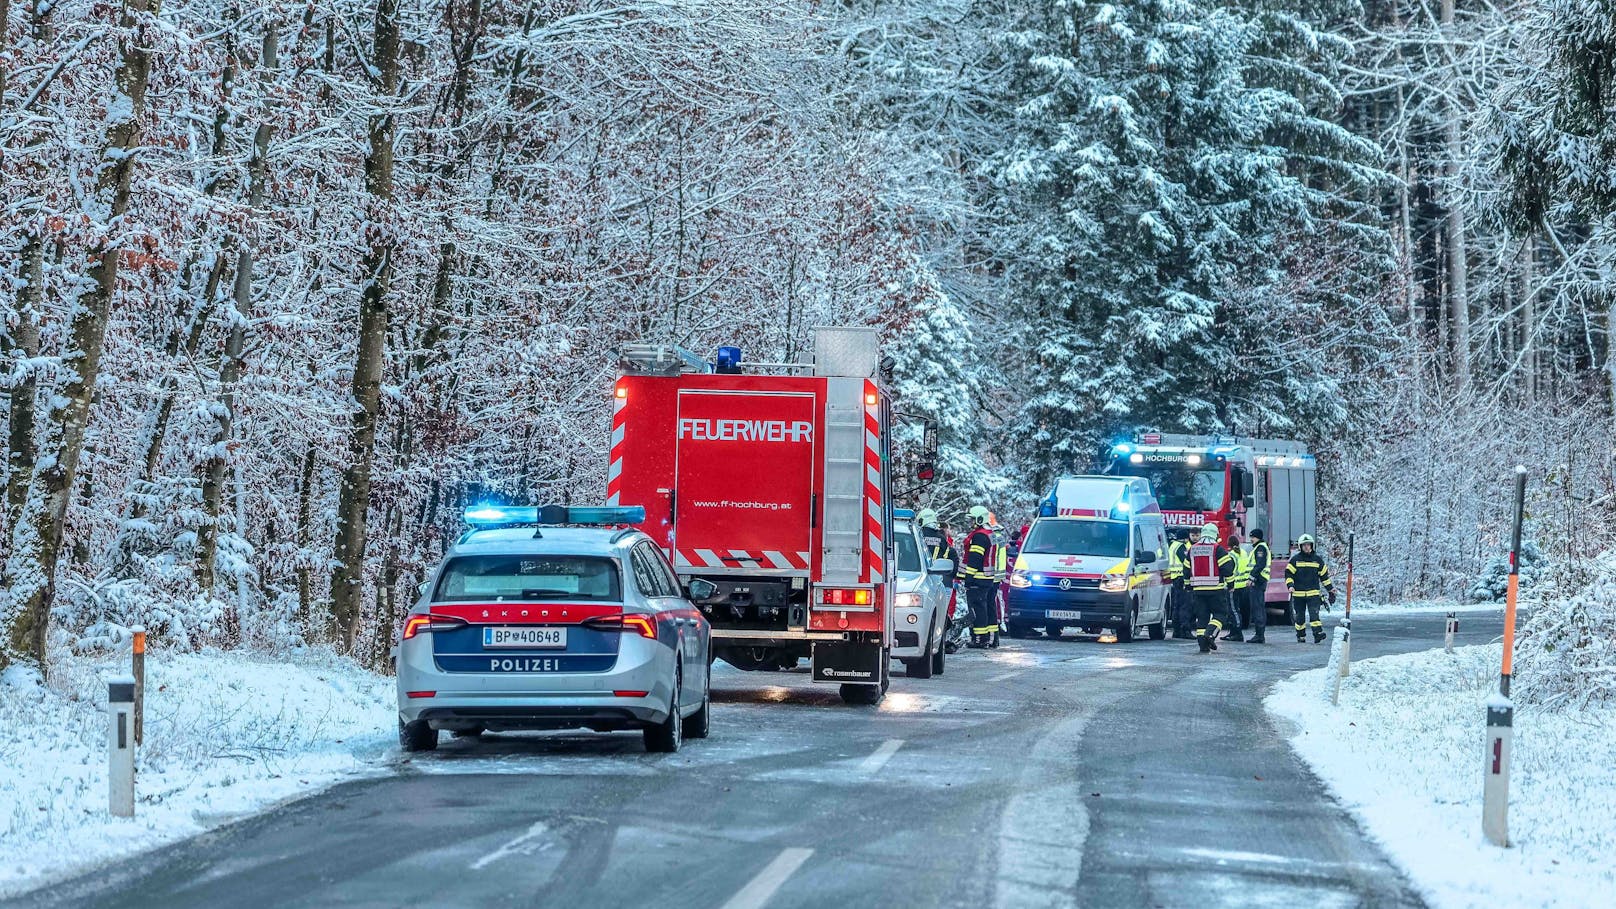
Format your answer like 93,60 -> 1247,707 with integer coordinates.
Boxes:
960,527 -> 997,587
1231,546 -> 1252,590
1250,540 -> 1272,584
922,526 -> 957,585
1188,542 -> 1236,591
1286,550 -> 1333,598
1167,539 -> 1189,581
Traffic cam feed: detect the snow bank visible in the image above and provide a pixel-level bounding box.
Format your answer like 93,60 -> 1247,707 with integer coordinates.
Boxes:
1267,644 -> 1616,909
0,648 -> 394,897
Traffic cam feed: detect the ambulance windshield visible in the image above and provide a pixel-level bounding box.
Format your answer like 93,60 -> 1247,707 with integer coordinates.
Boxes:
1022,520 -> 1128,558
1115,464 -> 1225,513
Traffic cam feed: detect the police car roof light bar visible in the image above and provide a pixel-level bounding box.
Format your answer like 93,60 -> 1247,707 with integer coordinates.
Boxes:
894,508 -> 916,520
463,505 -> 646,528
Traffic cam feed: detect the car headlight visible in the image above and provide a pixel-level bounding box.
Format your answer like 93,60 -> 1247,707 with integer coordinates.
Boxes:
894,592 -> 921,609
1008,570 -> 1032,589
1099,575 -> 1128,592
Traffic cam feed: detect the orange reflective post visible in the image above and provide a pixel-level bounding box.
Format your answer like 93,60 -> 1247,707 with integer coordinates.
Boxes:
131,627 -> 146,746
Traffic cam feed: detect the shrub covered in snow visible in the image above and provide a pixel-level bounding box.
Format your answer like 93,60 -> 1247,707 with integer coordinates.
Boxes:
1467,539 -> 1547,603
1515,551 -> 1616,710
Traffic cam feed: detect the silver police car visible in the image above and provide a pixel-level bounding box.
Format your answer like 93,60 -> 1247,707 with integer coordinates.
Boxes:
396,506 -> 711,753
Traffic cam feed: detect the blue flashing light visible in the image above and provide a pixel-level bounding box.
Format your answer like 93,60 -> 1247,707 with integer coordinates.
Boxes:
1113,442 -> 1134,455
1038,495 -> 1057,518
1031,574 -> 1045,584
894,508 -> 916,520
1114,499 -> 1132,514
463,505 -> 646,528
464,505 -> 537,526
715,345 -> 743,374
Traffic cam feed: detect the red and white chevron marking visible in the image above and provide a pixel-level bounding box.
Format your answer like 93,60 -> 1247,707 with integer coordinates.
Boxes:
606,387 -> 627,506
675,549 -> 812,571
863,379 -> 884,583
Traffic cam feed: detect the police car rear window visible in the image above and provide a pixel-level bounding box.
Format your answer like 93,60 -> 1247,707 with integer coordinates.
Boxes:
433,555 -> 621,602
1022,520 -> 1129,558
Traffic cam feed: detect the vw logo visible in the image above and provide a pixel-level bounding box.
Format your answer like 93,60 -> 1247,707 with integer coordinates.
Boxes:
1058,578 -> 1072,591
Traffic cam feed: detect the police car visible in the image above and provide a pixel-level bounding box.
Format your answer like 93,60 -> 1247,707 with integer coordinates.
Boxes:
396,505 -> 712,753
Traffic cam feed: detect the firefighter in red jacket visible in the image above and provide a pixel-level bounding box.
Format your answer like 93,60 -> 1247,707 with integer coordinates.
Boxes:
961,505 -> 1001,649
1187,522 -> 1237,653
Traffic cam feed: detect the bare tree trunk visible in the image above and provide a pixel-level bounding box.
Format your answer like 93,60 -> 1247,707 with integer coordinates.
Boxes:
199,20 -> 277,593
295,441 -> 317,624
1520,237 -> 1536,399
0,0 -> 158,675
5,233 -> 44,530
329,0 -> 402,648
1441,0 -> 1469,389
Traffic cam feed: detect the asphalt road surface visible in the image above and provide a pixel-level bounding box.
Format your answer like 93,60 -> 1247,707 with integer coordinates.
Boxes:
10,608 -> 1502,909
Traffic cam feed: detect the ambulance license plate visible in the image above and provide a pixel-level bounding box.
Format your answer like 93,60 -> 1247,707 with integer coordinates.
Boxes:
1046,610 -> 1083,621
483,627 -> 567,649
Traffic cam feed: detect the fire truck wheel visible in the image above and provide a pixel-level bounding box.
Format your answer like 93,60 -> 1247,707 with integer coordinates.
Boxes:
840,683 -> 884,706
1116,606 -> 1137,643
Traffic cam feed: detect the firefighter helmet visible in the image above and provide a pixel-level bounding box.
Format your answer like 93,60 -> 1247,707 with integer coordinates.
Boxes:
1199,523 -> 1219,542
968,505 -> 990,526
917,508 -> 939,528
1298,533 -> 1315,547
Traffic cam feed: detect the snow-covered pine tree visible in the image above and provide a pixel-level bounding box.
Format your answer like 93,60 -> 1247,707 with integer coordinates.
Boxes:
986,0 -> 1384,487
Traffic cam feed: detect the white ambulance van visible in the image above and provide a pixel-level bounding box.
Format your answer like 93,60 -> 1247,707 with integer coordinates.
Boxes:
1005,476 -> 1171,642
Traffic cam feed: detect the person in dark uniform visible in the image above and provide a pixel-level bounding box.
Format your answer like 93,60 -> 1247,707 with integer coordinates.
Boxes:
1168,529 -> 1193,639
1246,529 -> 1271,643
961,505 -> 1000,648
1286,534 -> 1335,643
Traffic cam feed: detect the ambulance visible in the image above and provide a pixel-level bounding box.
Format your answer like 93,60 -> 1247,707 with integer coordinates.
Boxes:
1004,476 -> 1171,642
607,327 -> 898,705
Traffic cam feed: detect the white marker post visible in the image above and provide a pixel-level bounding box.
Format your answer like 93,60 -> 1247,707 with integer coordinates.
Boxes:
108,675 -> 136,818
1445,612 -> 1457,654
1483,466 -> 1527,848
1340,533 -> 1354,676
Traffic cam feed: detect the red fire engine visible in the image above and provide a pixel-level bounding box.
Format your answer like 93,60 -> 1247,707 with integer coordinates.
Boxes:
1107,432 -> 1317,609
608,328 -> 895,705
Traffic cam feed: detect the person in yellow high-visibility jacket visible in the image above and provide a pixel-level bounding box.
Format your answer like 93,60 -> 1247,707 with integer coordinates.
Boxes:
1167,530 -> 1192,638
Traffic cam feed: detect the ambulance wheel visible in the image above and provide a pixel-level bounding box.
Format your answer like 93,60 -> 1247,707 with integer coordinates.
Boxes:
1116,606 -> 1137,643
1044,625 -> 1063,639
1147,616 -> 1167,640
1007,622 -> 1033,639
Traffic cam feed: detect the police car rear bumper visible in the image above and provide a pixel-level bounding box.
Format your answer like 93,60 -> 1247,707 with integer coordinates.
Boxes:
1006,588 -> 1129,624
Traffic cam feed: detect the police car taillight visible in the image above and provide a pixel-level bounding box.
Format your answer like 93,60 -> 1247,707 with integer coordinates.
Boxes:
583,614 -> 657,639
402,614 -> 466,640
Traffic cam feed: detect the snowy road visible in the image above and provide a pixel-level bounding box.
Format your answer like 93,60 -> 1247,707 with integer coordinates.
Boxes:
7,609 -> 1501,909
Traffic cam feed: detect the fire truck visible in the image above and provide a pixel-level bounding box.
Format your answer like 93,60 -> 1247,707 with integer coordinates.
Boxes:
1105,432 -> 1317,609
607,327 -> 896,705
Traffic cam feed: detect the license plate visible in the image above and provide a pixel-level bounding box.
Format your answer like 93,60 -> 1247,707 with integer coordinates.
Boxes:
482,626 -> 567,649
1046,610 -> 1083,620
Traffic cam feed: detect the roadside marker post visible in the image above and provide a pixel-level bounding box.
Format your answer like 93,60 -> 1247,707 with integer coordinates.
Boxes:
1483,466 -> 1527,848
1445,612 -> 1457,653
1340,533 -> 1354,677
108,675 -> 136,818
131,626 -> 146,745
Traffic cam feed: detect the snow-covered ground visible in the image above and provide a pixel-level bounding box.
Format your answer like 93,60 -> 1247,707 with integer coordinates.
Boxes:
0,648 -> 394,897
1268,644 -> 1616,909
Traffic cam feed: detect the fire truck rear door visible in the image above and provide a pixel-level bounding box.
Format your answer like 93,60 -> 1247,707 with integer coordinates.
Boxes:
672,389 -> 816,574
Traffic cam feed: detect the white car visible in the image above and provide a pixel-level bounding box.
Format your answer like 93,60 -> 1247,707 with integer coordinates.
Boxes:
891,515 -> 952,678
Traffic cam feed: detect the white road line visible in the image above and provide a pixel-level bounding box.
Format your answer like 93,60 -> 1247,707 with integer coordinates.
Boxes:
469,820 -> 548,870
720,847 -> 814,909
858,739 -> 903,774
987,670 -> 1023,683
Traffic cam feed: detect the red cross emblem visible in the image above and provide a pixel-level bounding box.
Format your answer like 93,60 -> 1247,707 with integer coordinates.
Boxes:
1058,556 -> 1081,566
